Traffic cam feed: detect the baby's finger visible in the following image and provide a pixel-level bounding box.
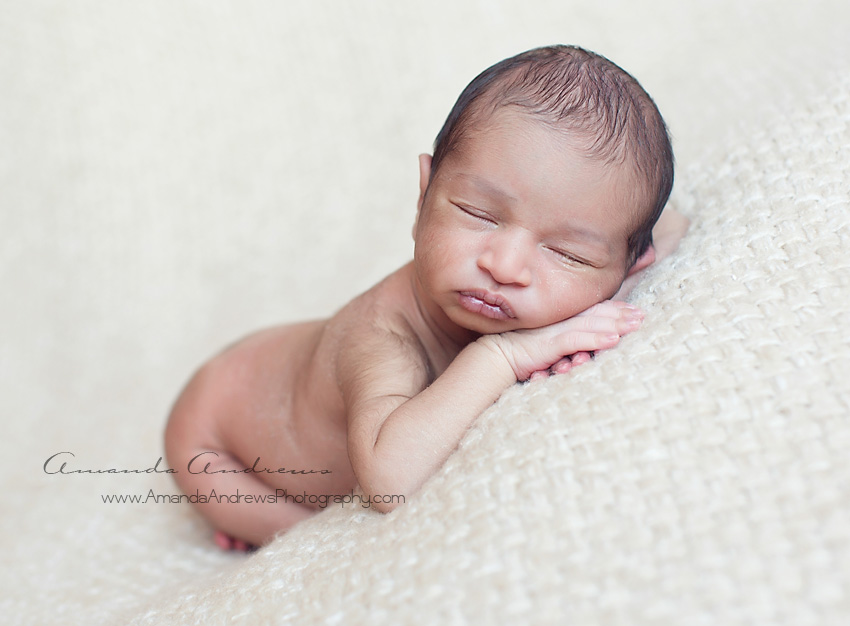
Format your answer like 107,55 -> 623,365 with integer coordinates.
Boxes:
528,369 -> 550,382
562,308 -> 643,337
569,351 -> 593,367
550,357 -> 573,375
576,300 -> 641,319
554,329 -> 621,356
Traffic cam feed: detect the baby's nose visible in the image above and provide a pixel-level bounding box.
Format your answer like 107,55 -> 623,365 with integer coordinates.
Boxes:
477,231 -> 533,287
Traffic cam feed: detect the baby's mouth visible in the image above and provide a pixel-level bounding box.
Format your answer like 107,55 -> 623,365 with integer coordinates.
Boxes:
458,290 -> 516,321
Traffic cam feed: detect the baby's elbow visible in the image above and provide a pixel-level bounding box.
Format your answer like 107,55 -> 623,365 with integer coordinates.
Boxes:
353,461 -> 410,514
350,443 -> 411,514
356,471 -> 409,514
367,491 -> 406,514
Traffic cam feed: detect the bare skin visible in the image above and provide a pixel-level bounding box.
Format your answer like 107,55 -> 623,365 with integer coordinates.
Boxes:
165,110 -> 689,549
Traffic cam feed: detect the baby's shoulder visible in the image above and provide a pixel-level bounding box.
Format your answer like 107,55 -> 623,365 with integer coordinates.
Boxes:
337,285 -> 422,349
328,267 -> 430,368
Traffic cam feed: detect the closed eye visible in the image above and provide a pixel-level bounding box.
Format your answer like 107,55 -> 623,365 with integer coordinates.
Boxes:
547,246 -> 589,266
453,203 -> 496,224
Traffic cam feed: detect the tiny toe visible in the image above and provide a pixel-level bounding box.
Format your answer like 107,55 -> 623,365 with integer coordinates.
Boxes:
214,530 -> 256,552
214,530 -> 233,550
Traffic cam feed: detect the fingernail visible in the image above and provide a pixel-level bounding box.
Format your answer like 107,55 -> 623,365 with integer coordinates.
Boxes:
625,313 -> 644,326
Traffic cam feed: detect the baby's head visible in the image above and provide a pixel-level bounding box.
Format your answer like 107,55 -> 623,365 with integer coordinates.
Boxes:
412,45 -> 674,334
427,45 -> 673,269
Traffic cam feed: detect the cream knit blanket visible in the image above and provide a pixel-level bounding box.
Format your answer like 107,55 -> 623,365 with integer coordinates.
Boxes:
131,74 -> 850,626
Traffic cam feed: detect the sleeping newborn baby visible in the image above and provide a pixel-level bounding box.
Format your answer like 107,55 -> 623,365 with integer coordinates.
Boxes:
165,45 -> 688,550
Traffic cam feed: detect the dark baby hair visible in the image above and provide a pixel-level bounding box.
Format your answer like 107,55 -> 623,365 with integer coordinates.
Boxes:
431,45 -> 674,267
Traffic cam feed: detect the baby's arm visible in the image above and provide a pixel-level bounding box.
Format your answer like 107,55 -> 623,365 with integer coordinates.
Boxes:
343,301 -> 643,511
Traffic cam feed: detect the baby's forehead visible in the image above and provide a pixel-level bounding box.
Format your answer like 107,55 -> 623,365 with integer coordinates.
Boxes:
447,124 -> 646,237
463,106 -> 605,158
458,109 -> 631,180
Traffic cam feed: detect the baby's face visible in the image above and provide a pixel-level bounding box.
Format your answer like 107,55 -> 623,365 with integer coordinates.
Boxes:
413,109 -> 638,335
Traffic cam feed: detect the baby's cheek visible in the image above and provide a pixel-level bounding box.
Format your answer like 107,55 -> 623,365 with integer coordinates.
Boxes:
440,230 -> 480,263
545,274 -> 607,322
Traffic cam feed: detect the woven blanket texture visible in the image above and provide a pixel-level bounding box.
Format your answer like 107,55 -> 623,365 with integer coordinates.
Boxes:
129,72 -> 850,626
2,2 -> 850,625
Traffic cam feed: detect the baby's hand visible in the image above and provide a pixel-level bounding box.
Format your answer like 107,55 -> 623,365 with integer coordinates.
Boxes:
527,350 -> 594,382
479,300 -> 643,382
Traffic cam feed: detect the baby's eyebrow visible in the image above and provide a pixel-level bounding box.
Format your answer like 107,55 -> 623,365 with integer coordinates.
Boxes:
549,223 -> 616,263
558,224 -> 608,247
455,173 -> 518,204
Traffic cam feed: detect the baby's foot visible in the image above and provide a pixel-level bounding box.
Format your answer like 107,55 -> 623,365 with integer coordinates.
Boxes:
214,530 -> 257,552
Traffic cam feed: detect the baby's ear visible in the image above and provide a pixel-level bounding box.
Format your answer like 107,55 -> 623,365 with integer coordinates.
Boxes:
626,244 -> 656,277
413,154 -> 433,239
417,153 -> 432,212
612,245 -> 657,301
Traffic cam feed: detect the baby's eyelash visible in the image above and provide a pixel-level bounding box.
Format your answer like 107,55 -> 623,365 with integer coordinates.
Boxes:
549,247 -> 587,266
454,203 -> 494,224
